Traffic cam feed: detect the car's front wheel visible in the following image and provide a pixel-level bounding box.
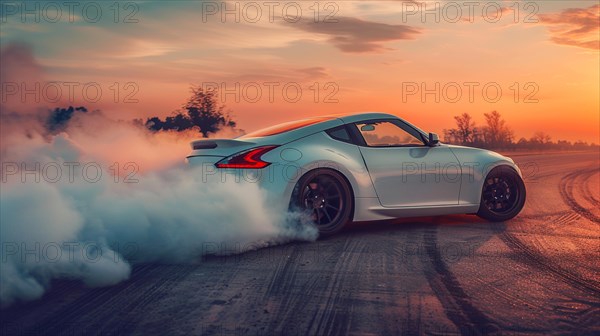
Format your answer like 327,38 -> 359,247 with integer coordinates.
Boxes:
290,169 -> 353,237
477,166 -> 526,222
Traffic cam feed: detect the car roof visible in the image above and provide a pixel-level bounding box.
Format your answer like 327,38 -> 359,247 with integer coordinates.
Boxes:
331,112 -> 399,124
237,112 -> 424,144
331,112 -> 429,137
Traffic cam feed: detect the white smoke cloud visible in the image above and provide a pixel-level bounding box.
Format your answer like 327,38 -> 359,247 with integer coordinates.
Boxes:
0,118 -> 318,307
0,43 -> 52,150
0,45 -> 317,307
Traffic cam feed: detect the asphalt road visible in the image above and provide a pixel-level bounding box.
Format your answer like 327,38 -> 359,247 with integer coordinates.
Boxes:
2,151 -> 599,336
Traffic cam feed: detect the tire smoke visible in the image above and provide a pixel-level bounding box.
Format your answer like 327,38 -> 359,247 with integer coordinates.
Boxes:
0,45 -> 317,307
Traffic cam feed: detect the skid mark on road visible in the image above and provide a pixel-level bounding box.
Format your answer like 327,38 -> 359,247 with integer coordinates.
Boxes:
96,264 -> 201,334
559,168 -> 600,223
421,227 -> 498,335
309,239 -> 364,336
263,245 -> 305,298
21,264 -> 196,335
497,229 -> 600,298
552,212 -> 582,226
581,169 -> 600,207
262,240 -> 357,335
13,264 -> 156,334
470,276 -> 545,311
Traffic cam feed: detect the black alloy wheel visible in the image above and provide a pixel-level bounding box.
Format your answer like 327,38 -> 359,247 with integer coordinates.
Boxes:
291,169 -> 353,237
477,166 -> 526,222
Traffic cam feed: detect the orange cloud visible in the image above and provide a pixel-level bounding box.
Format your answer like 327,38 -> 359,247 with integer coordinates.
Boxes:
538,4 -> 599,50
288,16 -> 421,53
296,67 -> 329,80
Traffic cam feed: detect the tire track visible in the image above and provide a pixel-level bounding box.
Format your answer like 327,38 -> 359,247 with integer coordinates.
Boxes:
93,264 -> 199,335
559,168 -> 600,223
263,245 -> 301,298
264,240 -> 352,335
421,227 -> 499,335
581,169 -> 600,207
518,209 -> 574,220
25,264 -> 196,335
4,264 -> 154,335
470,276 -> 545,311
497,229 -> 600,298
309,239 -> 364,336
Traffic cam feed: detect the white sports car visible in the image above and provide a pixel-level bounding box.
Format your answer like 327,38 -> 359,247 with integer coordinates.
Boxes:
187,112 -> 526,236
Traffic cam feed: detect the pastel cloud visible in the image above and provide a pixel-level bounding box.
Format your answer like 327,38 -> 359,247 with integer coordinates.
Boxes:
287,16 -> 421,53
538,4 -> 599,50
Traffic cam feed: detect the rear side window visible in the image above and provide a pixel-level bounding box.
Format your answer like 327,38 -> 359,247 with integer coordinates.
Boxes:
241,117 -> 335,138
326,126 -> 353,144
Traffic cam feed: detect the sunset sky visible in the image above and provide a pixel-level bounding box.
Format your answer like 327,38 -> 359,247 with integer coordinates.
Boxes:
1,0 -> 598,143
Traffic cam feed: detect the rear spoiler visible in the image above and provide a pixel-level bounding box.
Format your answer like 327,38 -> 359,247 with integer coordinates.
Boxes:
189,139 -> 255,150
191,140 -> 218,150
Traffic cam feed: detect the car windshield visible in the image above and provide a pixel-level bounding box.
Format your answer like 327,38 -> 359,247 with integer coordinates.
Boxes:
240,117 -> 335,138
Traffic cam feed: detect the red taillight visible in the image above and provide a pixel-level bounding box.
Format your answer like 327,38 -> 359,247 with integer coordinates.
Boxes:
215,145 -> 279,169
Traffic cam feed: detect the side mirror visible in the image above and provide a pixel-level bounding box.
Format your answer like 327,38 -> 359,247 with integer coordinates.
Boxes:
428,132 -> 440,146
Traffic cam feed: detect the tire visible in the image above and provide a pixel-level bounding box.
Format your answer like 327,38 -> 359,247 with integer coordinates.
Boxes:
290,169 -> 353,237
477,166 -> 526,222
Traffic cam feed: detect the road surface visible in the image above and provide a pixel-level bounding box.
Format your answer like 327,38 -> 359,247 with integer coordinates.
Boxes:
2,151 -> 599,335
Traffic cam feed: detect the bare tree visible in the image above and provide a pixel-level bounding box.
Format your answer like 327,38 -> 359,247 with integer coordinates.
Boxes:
531,131 -> 552,144
184,86 -> 236,137
146,85 -> 237,137
482,110 -> 513,148
442,128 -> 458,143
442,111 -> 597,151
453,113 -> 477,145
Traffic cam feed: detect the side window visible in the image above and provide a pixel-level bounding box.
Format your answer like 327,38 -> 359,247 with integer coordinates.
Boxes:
356,121 -> 424,147
326,126 -> 353,144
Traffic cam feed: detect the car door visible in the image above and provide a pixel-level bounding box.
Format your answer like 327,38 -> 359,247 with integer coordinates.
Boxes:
352,119 -> 462,207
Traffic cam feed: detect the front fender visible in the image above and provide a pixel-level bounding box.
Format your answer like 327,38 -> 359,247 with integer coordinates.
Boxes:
448,145 -> 521,205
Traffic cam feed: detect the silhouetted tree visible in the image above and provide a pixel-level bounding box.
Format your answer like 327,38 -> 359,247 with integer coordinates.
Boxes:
531,131 -> 552,144
443,113 -> 483,146
442,128 -> 458,144
516,137 -> 529,148
482,110 -> 513,148
184,86 -> 236,137
556,140 -> 572,151
453,112 -> 478,145
442,111 -> 600,151
146,86 -> 237,137
46,106 -> 88,134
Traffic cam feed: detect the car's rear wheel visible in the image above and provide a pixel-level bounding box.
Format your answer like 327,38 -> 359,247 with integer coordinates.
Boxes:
290,169 -> 353,237
477,166 -> 526,222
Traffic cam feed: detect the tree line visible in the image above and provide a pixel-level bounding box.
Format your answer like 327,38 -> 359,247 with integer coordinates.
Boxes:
442,111 -> 598,151
45,86 -> 238,138
144,85 -> 236,137
44,89 -> 597,152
